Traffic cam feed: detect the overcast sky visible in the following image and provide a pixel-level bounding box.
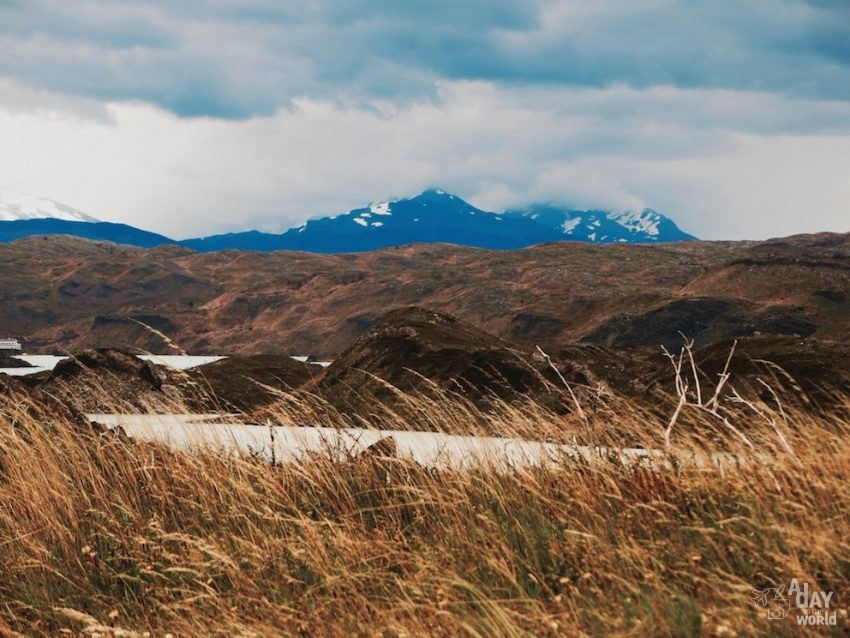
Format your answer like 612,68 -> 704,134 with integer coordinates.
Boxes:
1,0 -> 849,239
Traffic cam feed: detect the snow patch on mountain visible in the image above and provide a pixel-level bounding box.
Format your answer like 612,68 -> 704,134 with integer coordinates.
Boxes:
370,201 -> 392,215
0,189 -> 98,222
607,209 -> 661,237
561,218 -> 581,234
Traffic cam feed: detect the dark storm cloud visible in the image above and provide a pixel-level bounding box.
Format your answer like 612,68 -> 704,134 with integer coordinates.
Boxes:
1,0 -> 849,118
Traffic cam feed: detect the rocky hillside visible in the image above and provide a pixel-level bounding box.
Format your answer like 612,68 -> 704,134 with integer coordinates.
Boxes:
310,307 -> 593,417
0,232 -> 847,360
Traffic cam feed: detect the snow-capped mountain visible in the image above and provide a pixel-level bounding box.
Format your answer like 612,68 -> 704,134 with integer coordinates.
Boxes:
0,188 -> 99,222
0,189 -> 174,248
506,204 -> 695,243
181,189 -> 560,252
0,188 -> 696,252
184,190 -> 696,252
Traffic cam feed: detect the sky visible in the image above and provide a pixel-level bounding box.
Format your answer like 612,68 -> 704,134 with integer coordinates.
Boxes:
1,0 -> 849,240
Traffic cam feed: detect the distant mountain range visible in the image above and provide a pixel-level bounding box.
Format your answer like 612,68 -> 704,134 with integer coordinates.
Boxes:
0,218 -> 175,248
0,188 -> 696,252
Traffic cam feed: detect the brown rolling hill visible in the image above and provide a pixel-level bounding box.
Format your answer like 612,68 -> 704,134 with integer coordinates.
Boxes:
30,349 -> 207,413
188,354 -> 319,412
307,306 -> 592,417
0,232 -> 847,362
8,346 -> 320,417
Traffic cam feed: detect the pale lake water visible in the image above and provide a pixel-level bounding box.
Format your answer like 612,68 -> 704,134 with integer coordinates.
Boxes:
1,355 -> 736,470
85,413 -> 673,470
0,354 -> 332,377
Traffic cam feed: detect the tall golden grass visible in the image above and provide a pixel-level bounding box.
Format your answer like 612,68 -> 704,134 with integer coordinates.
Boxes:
1,356 -> 849,636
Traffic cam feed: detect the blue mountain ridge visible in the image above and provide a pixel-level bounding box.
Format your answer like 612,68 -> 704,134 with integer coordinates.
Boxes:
0,189 -> 696,252
0,218 -> 175,248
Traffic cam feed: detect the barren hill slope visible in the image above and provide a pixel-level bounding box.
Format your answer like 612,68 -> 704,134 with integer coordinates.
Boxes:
310,306 -> 590,416
0,233 -> 846,357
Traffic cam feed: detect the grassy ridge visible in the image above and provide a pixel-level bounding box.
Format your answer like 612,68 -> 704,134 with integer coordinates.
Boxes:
1,382 -> 849,636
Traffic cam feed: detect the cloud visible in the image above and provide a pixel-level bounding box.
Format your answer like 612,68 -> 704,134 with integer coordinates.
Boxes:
0,0 -> 848,118
1,80 -> 848,240
0,78 -> 111,120
0,1 -> 848,241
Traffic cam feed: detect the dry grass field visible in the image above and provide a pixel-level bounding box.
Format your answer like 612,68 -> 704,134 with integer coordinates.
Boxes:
1,354 -> 848,637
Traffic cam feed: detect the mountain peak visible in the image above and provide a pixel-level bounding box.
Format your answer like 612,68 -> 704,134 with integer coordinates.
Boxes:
375,188 -> 460,207
0,189 -> 99,223
413,188 -> 456,200
358,189 -> 470,220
